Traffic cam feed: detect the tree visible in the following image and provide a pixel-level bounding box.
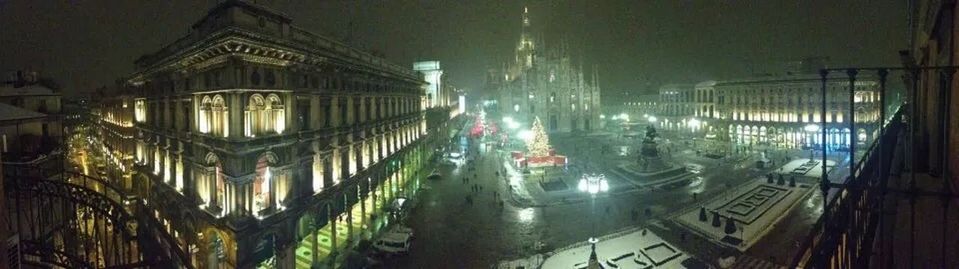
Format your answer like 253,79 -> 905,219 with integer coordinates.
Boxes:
712,211 -> 722,227
789,176 -> 797,187
699,207 -> 708,222
527,117 -> 550,156
777,174 -> 786,185
766,174 -> 774,184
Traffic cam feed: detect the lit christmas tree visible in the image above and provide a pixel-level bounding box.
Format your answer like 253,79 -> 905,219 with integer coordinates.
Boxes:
527,117 -> 550,156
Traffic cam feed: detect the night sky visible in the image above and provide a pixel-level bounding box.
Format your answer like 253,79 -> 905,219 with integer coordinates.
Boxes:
0,0 -> 907,97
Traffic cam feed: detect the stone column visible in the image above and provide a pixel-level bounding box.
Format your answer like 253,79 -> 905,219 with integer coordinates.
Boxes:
230,92 -> 243,139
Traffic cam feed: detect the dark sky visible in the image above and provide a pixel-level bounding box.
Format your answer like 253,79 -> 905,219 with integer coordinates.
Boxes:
0,0 -> 907,97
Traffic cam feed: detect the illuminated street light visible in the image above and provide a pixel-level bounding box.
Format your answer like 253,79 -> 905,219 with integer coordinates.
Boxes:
578,173 -> 608,269
688,118 -> 702,129
804,124 -> 820,133
507,120 -> 520,130
578,173 -> 609,194
619,113 -> 629,121
648,116 -> 658,123
518,130 -> 533,141
503,116 -> 513,124
600,114 -> 606,119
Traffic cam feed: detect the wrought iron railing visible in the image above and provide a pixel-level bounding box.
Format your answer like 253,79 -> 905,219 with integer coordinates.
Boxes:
3,164 -> 194,268
791,67 -> 958,268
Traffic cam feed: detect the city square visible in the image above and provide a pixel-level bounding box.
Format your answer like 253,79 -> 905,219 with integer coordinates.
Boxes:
2,1 -> 959,269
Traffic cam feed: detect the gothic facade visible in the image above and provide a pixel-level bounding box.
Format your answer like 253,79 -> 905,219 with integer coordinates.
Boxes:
491,8 -> 601,133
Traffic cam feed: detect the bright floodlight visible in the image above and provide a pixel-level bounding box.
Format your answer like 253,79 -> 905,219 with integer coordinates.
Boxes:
648,116 -> 658,123
579,174 -> 609,195
518,130 -> 533,141
600,114 -> 606,119
503,116 -> 514,123
507,120 -> 520,129
619,113 -> 629,121
643,114 -> 649,118
688,118 -> 701,128
804,124 -> 820,133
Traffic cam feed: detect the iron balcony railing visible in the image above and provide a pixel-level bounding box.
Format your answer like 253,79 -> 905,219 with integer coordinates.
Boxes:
791,67 -> 958,268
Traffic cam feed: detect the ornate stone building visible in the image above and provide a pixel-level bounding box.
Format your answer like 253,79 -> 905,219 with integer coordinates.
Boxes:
711,74 -> 881,151
651,73 -> 882,156
89,88 -> 137,188
491,7 -> 601,132
116,1 -> 453,268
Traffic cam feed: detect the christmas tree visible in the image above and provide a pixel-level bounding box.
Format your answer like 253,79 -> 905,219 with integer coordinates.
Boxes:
527,117 -> 550,156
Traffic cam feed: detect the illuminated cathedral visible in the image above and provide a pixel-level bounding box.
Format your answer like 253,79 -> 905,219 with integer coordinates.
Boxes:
490,7 -> 602,132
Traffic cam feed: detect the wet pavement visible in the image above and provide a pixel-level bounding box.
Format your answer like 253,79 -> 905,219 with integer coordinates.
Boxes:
384,125 -> 828,268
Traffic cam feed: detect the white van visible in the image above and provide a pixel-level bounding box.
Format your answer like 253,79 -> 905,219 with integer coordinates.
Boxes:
373,232 -> 412,256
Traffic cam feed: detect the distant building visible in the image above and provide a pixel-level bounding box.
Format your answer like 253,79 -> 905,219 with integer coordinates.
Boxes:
711,74 -> 880,150
0,70 -> 62,163
653,73 -> 882,153
657,83 -> 698,131
603,92 -> 657,123
490,7 -> 601,132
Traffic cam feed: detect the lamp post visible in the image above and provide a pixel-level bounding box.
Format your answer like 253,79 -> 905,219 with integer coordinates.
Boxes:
578,173 -> 609,268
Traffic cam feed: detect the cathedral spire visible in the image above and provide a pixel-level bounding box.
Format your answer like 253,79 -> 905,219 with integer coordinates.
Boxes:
516,6 -> 534,68
523,6 -> 530,27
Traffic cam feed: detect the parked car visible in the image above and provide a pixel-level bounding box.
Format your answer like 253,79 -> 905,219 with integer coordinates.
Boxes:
685,163 -> 703,174
389,225 -> 414,238
427,169 -> 442,179
373,232 -> 412,257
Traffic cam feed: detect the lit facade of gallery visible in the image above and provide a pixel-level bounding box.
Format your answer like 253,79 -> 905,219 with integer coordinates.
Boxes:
97,1 -> 456,268
654,75 -> 881,151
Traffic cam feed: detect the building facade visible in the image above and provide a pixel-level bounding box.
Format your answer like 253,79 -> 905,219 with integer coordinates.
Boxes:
657,83 -> 705,132
491,8 -> 601,132
651,74 -> 881,154
110,1 -> 454,268
711,75 -> 880,151
0,70 -> 63,163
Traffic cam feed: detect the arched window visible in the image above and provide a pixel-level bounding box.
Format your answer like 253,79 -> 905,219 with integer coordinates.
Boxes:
211,95 -> 229,137
266,94 -> 285,133
245,94 -> 265,137
202,153 -> 228,214
199,96 -> 213,133
134,99 -> 147,123
253,153 -> 276,217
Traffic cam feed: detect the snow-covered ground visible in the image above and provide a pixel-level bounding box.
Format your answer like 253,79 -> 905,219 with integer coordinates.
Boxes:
537,228 -> 689,269
675,177 -> 813,251
776,158 -> 835,179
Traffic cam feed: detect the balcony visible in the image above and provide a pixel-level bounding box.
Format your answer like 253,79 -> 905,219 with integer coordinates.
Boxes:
790,67 -> 959,268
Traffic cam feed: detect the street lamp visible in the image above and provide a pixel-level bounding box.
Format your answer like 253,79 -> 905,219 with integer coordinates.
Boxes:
578,173 -> 609,268
647,116 -> 658,123
578,173 -> 609,194
688,118 -> 702,132
619,113 -> 629,122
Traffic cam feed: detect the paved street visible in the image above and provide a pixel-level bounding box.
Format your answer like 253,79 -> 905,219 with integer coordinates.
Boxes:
379,119 -> 829,268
